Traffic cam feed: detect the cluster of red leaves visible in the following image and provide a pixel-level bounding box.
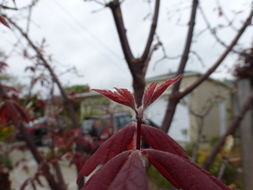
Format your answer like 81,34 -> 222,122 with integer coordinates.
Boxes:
0,100 -> 29,126
77,76 -> 231,190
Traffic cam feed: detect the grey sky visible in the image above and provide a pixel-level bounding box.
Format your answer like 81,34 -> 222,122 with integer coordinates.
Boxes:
1,0 -> 252,94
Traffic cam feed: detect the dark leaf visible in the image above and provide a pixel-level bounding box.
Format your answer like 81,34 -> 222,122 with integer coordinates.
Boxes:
77,123 -> 136,183
93,88 -> 136,110
142,75 -> 182,109
81,151 -> 129,190
0,100 -> 29,125
108,151 -> 148,190
141,124 -> 188,159
143,149 -> 230,190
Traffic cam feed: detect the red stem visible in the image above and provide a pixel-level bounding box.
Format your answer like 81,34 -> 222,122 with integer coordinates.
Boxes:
136,118 -> 142,150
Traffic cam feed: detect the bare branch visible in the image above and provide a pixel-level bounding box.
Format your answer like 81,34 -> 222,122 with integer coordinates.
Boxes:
199,5 -> 248,56
141,0 -> 160,62
3,15 -> 79,129
161,0 -> 199,132
179,9 -> 253,99
107,0 -> 135,75
152,36 -> 181,70
190,50 -> 205,67
0,4 -> 18,11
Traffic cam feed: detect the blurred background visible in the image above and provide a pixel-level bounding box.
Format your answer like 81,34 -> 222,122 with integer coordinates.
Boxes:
0,0 -> 253,189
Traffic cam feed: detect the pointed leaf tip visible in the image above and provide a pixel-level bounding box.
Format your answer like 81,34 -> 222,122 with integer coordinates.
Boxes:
142,74 -> 183,109
92,88 -> 136,110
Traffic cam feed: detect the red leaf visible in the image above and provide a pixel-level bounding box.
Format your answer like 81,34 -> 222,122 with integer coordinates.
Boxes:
0,84 -> 19,93
0,100 -> 29,125
81,151 -> 129,190
108,151 -> 148,190
93,88 -> 136,110
77,123 -> 136,183
142,82 -> 157,108
143,149 -> 230,190
83,151 -> 148,190
0,16 -> 10,28
142,75 -> 182,109
141,124 -> 188,159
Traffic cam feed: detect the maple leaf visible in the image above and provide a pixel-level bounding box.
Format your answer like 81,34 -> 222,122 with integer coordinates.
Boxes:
142,75 -> 182,109
0,100 -> 29,126
93,88 -> 136,110
143,149 -> 231,190
141,124 -> 188,159
77,123 -> 136,183
83,151 -> 148,190
0,16 -> 10,28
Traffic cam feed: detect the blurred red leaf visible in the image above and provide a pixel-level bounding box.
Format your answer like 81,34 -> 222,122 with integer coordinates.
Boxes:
141,124 -> 188,159
143,149 -> 230,190
0,62 -> 8,72
77,123 -> 136,183
0,84 -> 19,93
82,151 -> 129,190
142,75 -> 183,109
0,100 -> 29,125
0,16 -> 10,28
93,88 -> 136,110
108,151 -> 148,190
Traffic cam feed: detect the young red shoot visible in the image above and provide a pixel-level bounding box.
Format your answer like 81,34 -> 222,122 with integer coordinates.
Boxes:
78,75 -> 231,190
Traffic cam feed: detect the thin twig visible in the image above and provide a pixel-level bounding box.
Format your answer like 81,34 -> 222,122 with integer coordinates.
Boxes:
179,9 -> 253,99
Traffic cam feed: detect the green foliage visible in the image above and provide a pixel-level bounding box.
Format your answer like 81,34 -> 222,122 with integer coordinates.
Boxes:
0,154 -> 12,170
0,126 -> 15,142
64,85 -> 90,93
184,138 -> 243,189
147,165 -> 172,188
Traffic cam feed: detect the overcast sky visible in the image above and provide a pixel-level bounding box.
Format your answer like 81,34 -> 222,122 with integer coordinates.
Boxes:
1,0 -> 252,94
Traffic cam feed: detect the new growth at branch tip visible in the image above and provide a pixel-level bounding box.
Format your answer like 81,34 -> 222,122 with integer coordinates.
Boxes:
78,74 -> 231,190
92,74 -> 183,117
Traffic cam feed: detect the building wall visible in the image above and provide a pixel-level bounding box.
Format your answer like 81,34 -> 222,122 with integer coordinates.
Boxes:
145,74 -> 233,143
179,75 -> 233,142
